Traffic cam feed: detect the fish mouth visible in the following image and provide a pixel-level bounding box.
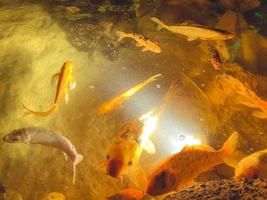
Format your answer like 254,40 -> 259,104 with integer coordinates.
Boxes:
106,158 -> 123,178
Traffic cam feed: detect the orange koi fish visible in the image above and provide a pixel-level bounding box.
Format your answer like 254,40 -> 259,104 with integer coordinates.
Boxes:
106,188 -> 144,200
116,31 -> 161,53
96,74 -> 162,115
146,132 -> 239,196
235,149 -> 267,181
23,61 -> 76,116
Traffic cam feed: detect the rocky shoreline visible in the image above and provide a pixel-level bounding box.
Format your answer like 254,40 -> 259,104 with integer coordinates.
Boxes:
164,178 -> 267,200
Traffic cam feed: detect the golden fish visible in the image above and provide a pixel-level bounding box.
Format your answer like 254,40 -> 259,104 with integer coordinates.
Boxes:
99,119 -> 148,188
235,149 -> 267,181
106,188 -> 144,200
96,74 -> 162,115
151,17 -> 233,41
23,61 -> 76,116
146,132 -> 239,196
116,31 -> 161,53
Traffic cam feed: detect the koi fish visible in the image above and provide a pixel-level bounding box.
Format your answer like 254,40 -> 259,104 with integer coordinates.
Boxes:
96,74 -> 162,115
99,119 -> 148,189
209,46 -> 222,70
237,87 -> 267,119
150,17 -> 234,41
23,61 -> 76,116
146,132 -> 239,196
235,149 -> 267,181
3,127 -> 83,184
106,188 -> 144,200
116,31 -> 161,53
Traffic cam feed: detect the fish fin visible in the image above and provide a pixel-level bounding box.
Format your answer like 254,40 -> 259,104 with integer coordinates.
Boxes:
187,37 -> 196,41
69,78 -> 77,91
252,111 -> 267,119
98,160 -> 107,169
150,17 -> 165,31
23,104 -> 57,117
142,47 -> 149,52
72,154 -> 83,184
51,72 -> 60,85
75,154 -> 83,166
136,43 -> 142,47
128,164 -> 147,189
64,88 -> 69,104
116,31 -> 127,41
143,139 -> 156,154
220,132 -> 240,168
63,152 -> 68,161
181,145 -> 215,152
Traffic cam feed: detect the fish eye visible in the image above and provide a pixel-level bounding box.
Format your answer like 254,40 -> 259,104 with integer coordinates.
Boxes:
106,154 -> 110,160
128,161 -> 132,166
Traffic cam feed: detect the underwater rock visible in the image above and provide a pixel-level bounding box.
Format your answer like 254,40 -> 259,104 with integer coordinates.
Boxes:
69,23 -> 103,51
164,178 -> 267,200
217,10 -> 248,38
220,0 -> 260,12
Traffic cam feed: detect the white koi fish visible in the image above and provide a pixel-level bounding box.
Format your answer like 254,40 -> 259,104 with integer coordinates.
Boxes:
3,127 -> 83,184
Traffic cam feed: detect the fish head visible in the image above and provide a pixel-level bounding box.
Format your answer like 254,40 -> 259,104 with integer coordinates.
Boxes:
146,170 -> 176,196
3,129 -> 29,144
152,45 -> 161,53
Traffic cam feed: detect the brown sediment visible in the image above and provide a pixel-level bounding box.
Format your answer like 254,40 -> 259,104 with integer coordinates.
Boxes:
164,178 -> 267,200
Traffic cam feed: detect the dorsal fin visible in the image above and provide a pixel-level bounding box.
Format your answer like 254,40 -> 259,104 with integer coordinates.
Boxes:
181,145 -> 215,152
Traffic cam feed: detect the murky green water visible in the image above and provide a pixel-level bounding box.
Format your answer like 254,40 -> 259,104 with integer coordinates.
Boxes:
0,0 -> 267,199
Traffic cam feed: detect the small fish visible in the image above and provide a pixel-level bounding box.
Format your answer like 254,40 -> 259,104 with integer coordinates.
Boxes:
3,127 -> 83,184
66,6 -> 80,14
116,31 -> 161,53
150,17 -> 234,41
42,192 -> 65,200
209,46 -> 222,70
106,188 -> 144,200
99,119 -> 148,189
235,149 -> 267,181
146,132 -> 239,196
96,74 -> 162,115
23,61 -> 76,116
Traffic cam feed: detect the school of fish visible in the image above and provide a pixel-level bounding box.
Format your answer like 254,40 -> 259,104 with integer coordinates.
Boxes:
2,14 -> 267,200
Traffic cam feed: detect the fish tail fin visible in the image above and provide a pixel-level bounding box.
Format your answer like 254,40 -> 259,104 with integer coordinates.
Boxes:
72,154 -> 83,184
116,31 -> 127,41
220,132 -> 241,168
23,104 -> 58,117
150,17 -> 165,31
146,73 -> 162,83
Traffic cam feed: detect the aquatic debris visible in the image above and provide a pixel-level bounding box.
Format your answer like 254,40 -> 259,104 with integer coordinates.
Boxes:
96,74 -> 162,115
106,188 -> 144,200
41,192 -> 65,200
3,127 -> 83,184
23,61 -> 76,116
116,31 -> 161,53
208,46 -> 222,70
66,6 -> 80,14
146,132 -> 239,196
150,17 -> 233,41
178,72 -> 209,102
235,148 -> 267,181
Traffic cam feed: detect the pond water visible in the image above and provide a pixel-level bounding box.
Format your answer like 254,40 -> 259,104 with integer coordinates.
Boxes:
0,0 -> 267,199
